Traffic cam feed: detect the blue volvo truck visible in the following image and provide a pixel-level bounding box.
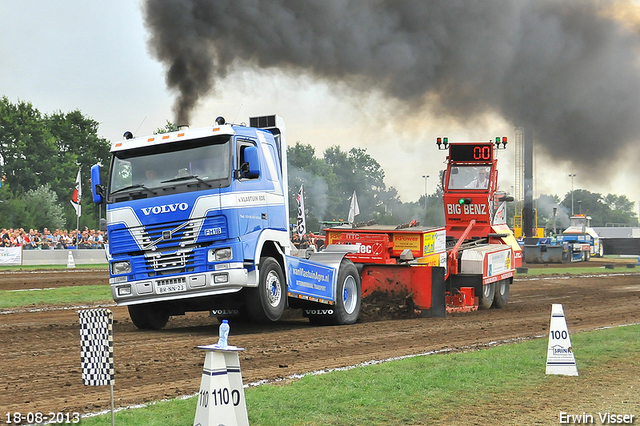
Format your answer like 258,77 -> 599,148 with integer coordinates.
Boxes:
91,115 -> 361,329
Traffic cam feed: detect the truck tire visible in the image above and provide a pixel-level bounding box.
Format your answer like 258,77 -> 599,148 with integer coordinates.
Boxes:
597,243 -> 604,257
128,304 -> 169,330
245,257 -> 286,323
492,279 -> 510,309
479,282 -> 495,310
307,259 -> 361,325
331,259 -> 362,325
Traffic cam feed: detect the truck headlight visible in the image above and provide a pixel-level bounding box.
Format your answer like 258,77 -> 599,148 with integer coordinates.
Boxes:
111,260 -> 132,275
214,248 -> 233,261
117,285 -> 132,296
213,273 -> 229,284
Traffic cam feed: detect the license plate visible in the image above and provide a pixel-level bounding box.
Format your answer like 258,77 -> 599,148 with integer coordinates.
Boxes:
157,283 -> 186,294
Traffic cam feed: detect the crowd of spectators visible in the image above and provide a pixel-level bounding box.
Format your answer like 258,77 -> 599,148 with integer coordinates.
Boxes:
291,233 -> 325,251
0,227 -> 107,250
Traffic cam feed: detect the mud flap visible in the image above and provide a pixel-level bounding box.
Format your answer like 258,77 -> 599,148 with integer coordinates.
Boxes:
430,267 -> 446,318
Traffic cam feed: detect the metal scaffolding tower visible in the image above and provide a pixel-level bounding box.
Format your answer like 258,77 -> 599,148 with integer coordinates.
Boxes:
514,127 -> 524,235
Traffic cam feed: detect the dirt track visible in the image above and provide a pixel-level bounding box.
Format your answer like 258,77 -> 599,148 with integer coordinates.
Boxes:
1,261 -> 640,418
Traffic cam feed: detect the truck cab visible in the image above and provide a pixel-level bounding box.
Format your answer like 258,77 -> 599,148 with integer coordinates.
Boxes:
438,137 -> 520,309
557,214 -> 603,259
92,115 -> 363,329
440,139 -> 521,265
92,116 -> 296,328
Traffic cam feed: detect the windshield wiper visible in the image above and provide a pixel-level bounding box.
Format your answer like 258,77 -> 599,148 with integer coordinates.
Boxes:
161,175 -> 212,188
111,184 -> 156,196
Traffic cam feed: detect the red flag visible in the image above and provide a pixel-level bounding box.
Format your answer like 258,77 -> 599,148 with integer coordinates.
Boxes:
71,168 -> 81,217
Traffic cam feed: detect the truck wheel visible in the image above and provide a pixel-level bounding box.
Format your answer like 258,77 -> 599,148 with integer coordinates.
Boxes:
245,257 -> 286,323
492,279 -> 510,309
479,283 -> 495,310
128,304 -> 169,330
597,243 -> 604,257
331,259 -> 361,325
306,259 -> 361,326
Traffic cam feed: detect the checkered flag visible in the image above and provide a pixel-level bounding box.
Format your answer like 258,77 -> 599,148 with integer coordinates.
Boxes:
79,309 -> 114,386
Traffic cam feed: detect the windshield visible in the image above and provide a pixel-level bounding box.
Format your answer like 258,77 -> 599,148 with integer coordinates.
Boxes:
448,165 -> 491,190
570,217 -> 587,227
109,135 -> 231,199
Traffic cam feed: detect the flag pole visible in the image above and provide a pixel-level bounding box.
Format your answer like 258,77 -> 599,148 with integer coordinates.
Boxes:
77,168 -> 80,239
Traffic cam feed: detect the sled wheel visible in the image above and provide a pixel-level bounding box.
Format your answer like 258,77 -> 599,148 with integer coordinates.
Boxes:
492,279 -> 510,309
479,282 -> 495,310
246,257 -> 286,323
128,304 -> 169,330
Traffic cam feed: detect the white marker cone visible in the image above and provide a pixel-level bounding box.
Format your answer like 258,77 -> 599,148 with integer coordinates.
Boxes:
545,304 -> 578,376
67,251 -> 76,269
193,345 -> 249,426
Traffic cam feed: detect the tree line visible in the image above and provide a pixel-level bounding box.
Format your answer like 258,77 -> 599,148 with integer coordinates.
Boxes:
0,97 -> 636,233
0,97 -> 110,231
287,141 -> 443,231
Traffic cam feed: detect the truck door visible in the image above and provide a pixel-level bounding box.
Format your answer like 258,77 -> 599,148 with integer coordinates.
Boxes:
234,138 -> 268,238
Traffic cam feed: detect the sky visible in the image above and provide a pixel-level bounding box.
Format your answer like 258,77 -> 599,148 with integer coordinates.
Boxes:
2,0 -> 640,214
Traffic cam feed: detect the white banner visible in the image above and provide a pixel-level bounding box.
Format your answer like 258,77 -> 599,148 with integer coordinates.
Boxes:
0,247 -> 22,265
296,184 -> 306,235
348,190 -> 360,223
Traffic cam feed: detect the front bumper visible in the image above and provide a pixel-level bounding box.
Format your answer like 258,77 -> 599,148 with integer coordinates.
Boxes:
110,267 -> 249,306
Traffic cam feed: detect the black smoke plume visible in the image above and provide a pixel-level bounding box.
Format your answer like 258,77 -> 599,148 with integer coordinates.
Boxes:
144,0 -> 640,168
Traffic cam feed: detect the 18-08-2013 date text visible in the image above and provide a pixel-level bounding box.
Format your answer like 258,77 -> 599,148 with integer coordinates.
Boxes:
5,411 -> 80,424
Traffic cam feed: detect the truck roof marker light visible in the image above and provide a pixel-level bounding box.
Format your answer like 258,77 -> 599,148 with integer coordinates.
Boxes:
162,135 -> 170,140
147,137 -> 155,142
495,136 -> 508,149
436,137 -> 449,150
115,143 -> 122,147
212,127 -> 220,132
178,133 -> 185,137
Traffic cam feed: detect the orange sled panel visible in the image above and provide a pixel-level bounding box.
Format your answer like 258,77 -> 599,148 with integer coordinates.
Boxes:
360,264 -> 446,318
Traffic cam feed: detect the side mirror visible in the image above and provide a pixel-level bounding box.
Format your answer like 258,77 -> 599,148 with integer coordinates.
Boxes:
242,146 -> 260,178
91,164 -> 104,204
498,195 -> 514,202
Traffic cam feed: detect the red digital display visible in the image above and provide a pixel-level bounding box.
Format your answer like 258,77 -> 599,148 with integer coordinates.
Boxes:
449,143 -> 493,162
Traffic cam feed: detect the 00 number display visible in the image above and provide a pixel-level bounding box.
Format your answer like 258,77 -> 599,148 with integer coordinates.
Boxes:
449,144 -> 493,162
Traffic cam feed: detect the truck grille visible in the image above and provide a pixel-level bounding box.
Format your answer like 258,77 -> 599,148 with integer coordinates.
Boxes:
138,218 -> 203,275
141,218 -> 204,251
156,277 -> 187,286
108,215 -> 227,277
146,250 -> 194,275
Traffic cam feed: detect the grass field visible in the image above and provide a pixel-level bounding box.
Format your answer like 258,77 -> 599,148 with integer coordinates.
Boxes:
77,324 -> 640,426
0,285 -> 111,309
2,263 -> 638,424
0,264 -> 108,271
